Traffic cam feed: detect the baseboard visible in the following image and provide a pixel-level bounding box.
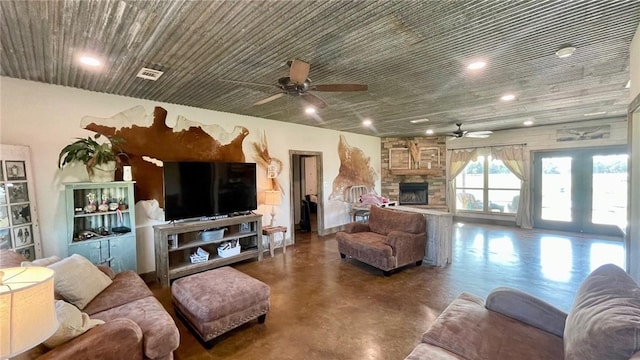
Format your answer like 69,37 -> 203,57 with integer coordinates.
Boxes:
453,215 -> 517,227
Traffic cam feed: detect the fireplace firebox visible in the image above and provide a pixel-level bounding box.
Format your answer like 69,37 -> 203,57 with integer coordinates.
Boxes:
399,182 -> 428,205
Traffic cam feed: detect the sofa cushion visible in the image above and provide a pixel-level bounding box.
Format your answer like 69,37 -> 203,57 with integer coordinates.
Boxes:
21,255 -> 61,267
0,249 -> 27,267
564,263 -> 640,360
422,292 -> 564,360
43,300 -> 105,348
368,206 -> 426,236
47,254 -> 113,309
82,270 -> 153,315
91,295 -> 180,359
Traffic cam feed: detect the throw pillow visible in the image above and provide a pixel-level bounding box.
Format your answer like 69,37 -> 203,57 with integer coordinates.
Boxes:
564,263 -> 640,360
47,254 -> 113,309
21,255 -> 61,267
43,300 -> 105,348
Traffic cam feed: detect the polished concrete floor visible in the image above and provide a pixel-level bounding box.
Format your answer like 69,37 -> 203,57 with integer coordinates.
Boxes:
151,223 -> 624,360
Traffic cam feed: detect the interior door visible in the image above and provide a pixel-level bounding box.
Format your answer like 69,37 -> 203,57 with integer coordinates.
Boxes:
533,147 -> 627,236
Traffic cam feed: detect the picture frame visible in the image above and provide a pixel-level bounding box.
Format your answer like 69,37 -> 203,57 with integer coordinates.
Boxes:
10,204 -> 31,225
0,183 -> 6,205
8,182 -> 29,203
240,222 -> 250,232
5,161 -> 26,181
0,161 -> 4,180
0,206 -> 8,228
0,229 -> 11,250
13,225 -> 33,247
16,245 -> 35,261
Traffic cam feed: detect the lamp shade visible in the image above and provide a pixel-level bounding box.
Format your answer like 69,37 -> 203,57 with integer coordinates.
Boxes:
264,190 -> 282,206
0,267 -> 57,358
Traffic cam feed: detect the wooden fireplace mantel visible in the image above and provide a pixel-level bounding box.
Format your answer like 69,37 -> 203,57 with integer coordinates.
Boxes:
390,168 -> 443,176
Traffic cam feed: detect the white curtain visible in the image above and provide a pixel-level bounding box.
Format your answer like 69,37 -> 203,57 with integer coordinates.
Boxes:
491,145 -> 532,229
446,149 -> 477,213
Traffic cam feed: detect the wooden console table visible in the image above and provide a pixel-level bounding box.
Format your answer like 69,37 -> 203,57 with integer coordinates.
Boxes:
262,226 -> 287,257
392,206 -> 453,267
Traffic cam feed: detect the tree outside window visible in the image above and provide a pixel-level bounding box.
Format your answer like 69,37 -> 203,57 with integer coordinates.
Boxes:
456,155 -> 521,213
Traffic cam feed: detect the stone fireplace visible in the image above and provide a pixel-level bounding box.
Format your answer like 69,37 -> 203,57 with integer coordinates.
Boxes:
399,182 -> 428,205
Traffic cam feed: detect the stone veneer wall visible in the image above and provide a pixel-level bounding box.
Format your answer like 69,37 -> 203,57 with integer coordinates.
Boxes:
381,136 -> 447,206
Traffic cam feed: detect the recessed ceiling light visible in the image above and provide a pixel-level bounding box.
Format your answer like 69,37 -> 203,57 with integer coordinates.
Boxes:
362,119 -> 372,126
425,129 -> 434,135
79,56 -> 101,67
555,46 -> 576,58
467,61 -> 486,70
305,107 -> 316,114
584,111 -> 607,117
410,118 -> 429,124
501,94 -> 516,101
523,120 -> 533,126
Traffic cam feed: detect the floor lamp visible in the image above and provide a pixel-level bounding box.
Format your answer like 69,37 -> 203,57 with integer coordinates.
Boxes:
264,190 -> 282,227
1,266 -> 58,358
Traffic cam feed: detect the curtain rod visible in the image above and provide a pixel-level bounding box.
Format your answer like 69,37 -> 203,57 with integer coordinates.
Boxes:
447,143 -> 527,151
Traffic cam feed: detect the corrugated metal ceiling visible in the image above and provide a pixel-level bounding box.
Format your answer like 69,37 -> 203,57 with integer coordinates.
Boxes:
1,0 -> 639,137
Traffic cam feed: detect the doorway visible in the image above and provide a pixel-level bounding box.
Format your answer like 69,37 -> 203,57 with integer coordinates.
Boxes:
533,147 -> 627,236
289,151 -> 324,244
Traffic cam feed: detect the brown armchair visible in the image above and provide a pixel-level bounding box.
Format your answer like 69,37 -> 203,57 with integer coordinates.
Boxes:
336,206 -> 427,276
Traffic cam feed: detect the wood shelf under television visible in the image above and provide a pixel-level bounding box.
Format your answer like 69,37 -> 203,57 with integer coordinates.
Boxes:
153,213 -> 263,287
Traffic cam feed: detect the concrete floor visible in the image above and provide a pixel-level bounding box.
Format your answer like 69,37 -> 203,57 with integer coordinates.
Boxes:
151,223 -> 624,360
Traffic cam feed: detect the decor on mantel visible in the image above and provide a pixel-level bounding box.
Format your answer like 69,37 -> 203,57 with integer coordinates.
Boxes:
57,134 -> 124,182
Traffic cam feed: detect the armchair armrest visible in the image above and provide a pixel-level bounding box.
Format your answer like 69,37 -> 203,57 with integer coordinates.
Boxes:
38,318 -> 144,360
386,231 -> 426,264
485,287 -> 567,337
343,222 -> 370,233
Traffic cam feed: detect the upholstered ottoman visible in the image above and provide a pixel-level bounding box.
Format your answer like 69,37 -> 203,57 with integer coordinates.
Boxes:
171,266 -> 270,346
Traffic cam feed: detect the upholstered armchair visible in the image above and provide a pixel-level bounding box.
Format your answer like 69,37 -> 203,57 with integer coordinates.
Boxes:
336,206 -> 427,276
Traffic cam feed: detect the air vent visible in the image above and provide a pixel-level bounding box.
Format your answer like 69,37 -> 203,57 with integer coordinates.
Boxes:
136,67 -> 164,81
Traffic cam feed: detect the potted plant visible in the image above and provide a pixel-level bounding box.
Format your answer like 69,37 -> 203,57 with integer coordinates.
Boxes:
58,134 -> 123,182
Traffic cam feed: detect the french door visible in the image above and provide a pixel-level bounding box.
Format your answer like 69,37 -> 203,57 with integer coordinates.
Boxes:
533,147 -> 627,236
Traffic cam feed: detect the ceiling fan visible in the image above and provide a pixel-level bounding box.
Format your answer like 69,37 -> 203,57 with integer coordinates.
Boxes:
220,58 -> 368,109
448,123 -> 493,139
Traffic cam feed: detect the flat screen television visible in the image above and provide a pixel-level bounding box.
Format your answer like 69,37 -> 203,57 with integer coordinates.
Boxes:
163,161 -> 257,221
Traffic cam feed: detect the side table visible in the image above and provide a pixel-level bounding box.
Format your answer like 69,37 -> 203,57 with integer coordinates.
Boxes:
262,226 -> 288,257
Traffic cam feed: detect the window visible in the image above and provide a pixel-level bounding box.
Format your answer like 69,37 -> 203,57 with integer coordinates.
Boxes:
456,155 -> 521,214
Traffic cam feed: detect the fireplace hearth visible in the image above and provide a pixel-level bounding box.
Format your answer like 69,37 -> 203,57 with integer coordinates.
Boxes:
399,182 -> 428,205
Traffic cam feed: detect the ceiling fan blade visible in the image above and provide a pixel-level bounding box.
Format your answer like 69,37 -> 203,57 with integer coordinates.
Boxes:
253,93 -> 285,106
468,130 -> 493,135
219,79 -> 275,88
312,84 -> 368,92
289,59 -> 310,84
465,133 -> 491,138
300,93 -> 327,109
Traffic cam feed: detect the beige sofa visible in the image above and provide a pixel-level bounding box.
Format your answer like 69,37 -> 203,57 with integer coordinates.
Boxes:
336,206 -> 427,276
404,263 -> 640,360
1,250 -> 179,360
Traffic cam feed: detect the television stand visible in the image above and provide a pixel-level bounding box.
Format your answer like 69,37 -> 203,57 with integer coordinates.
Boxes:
154,213 -> 263,287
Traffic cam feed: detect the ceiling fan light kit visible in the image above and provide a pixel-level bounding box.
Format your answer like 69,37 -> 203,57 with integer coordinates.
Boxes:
224,58 -> 368,110
555,46 -> 576,58
448,122 -> 493,139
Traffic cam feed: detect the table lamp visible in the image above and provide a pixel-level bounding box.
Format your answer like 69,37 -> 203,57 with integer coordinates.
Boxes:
264,190 -> 282,226
1,267 -> 57,358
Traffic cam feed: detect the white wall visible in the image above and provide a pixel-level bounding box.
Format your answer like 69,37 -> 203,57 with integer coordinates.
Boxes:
0,77 -> 381,273
628,22 -> 640,282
